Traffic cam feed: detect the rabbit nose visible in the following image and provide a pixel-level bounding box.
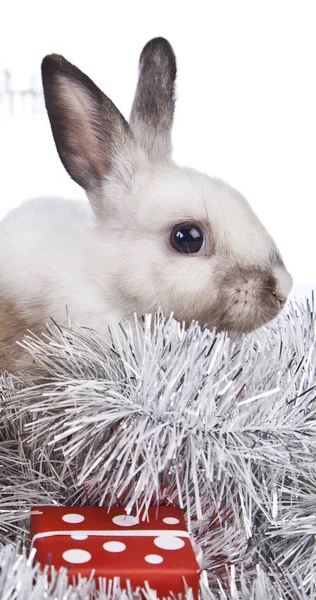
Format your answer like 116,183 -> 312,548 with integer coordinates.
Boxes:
273,266 -> 293,302
271,290 -> 287,305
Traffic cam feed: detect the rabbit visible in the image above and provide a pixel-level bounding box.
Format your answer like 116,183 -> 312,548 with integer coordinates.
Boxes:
0,37 -> 292,374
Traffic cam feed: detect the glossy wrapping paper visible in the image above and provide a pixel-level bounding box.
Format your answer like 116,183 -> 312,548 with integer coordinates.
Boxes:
31,505 -> 200,597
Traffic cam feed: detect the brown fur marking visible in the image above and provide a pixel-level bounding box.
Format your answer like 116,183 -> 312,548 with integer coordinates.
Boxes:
0,300 -> 43,374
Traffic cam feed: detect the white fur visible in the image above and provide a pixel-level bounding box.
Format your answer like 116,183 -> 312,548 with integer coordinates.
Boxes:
0,198 -> 119,330
0,164 -> 292,335
0,43 -> 293,372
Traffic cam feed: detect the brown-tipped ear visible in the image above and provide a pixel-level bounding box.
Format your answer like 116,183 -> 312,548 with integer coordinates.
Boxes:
129,37 -> 177,163
41,54 -> 134,191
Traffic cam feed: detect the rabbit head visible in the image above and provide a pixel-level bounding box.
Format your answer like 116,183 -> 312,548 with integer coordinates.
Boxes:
41,38 -> 292,336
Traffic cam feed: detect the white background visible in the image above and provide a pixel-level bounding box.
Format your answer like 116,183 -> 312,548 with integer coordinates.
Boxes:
0,0 -> 315,299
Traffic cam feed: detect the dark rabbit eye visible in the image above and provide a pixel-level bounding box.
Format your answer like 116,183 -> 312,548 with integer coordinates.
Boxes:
170,224 -> 205,254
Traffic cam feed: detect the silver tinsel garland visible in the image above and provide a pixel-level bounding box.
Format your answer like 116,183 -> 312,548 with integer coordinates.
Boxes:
0,297 -> 315,599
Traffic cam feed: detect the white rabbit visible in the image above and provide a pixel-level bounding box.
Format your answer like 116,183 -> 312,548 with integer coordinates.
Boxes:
0,37 -> 292,373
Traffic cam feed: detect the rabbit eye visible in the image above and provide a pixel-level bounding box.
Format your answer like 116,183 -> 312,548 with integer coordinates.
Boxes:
170,224 -> 205,254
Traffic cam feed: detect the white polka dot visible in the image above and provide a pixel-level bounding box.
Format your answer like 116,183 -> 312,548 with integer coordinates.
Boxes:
162,517 -> 180,525
145,554 -> 164,564
103,541 -> 126,553
154,536 -> 185,550
112,515 -> 139,527
62,513 -> 85,524
62,549 -> 91,564
71,534 -> 88,540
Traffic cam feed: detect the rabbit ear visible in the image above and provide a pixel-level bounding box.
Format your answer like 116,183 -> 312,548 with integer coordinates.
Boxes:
129,37 -> 177,163
41,54 -> 134,192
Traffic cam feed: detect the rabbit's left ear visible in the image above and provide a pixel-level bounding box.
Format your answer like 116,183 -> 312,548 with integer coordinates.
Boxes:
129,37 -> 177,163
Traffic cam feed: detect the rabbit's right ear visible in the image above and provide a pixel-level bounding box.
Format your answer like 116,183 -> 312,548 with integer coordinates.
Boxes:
41,54 -> 135,192
129,37 -> 177,163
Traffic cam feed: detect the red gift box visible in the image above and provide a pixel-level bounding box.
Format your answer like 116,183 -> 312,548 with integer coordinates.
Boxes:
30,506 -> 200,597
